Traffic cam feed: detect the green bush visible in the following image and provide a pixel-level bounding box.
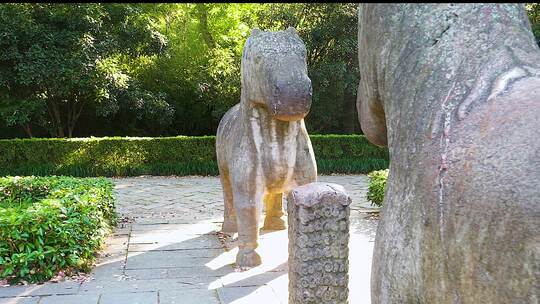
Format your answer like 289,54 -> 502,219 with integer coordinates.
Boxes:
0,135 -> 389,177
0,176 -> 116,284
367,169 -> 389,207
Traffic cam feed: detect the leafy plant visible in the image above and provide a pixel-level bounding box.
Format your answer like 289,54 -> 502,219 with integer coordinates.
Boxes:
366,169 -> 389,207
0,176 -> 116,284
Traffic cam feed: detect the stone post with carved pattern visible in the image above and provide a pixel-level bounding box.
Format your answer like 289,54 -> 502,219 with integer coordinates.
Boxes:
287,182 -> 351,304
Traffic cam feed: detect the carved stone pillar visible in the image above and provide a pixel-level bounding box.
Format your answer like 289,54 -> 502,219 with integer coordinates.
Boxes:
287,182 -> 351,304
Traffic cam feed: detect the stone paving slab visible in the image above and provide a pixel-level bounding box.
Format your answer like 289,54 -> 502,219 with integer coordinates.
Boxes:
100,291 -> 157,304
79,278 -> 211,295
217,285 -> 282,304
0,298 -> 39,304
159,289 -> 220,304
123,266 -> 231,281
220,271 -> 287,288
125,253 -> 220,269
39,294 -> 100,304
0,281 -> 80,298
130,222 -> 219,231
88,263 -> 125,281
265,274 -> 288,304
129,230 -> 219,243
128,236 -> 222,252
0,175 -> 378,303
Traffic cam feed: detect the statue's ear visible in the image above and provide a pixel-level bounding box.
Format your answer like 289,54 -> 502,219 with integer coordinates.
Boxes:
287,27 -> 301,39
251,28 -> 262,36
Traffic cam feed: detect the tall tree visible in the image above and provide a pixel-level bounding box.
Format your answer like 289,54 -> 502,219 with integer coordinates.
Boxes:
0,4 -> 171,137
136,3 -> 262,135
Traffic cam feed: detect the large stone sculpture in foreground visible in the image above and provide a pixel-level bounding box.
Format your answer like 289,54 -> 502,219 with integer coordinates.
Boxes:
288,182 -> 350,304
216,28 -> 317,267
357,4 -> 540,303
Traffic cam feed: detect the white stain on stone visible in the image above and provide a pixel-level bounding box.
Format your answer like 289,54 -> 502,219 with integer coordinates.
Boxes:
250,109 -> 263,156
486,66 -> 527,101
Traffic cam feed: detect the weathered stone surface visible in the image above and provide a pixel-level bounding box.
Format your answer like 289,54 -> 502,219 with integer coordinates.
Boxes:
216,27 -> 317,267
288,182 -> 351,304
357,4 -> 540,303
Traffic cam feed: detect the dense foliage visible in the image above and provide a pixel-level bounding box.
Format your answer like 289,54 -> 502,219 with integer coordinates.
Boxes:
0,4 -> 170,138
0,3 -> 358,138
527,3 -> 540,46
366,169 -> 388,207
0,176 -> 116,283
0,135 -> 389,177
1,4 -> 538,138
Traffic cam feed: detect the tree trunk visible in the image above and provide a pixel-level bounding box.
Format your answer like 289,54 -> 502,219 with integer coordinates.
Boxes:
358,4 -> 540,304
195,4 -> 215,49
341,84 -> 357,134
46,99 -> 65,138
22,124 -> 33,138
67,101 -> 83,138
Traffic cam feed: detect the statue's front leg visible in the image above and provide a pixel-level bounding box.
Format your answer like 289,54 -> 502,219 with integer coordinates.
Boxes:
234,189 -> 263,268
263,193 -> 286,230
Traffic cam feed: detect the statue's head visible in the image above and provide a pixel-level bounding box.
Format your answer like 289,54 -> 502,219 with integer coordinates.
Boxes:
241,27 -> 312,121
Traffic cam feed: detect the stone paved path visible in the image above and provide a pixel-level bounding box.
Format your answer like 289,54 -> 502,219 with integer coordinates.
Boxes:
0,175 -> 378,304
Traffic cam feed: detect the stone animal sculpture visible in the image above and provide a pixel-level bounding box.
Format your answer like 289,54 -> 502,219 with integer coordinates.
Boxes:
216,27 -> 317,268
357,4 -> 540,304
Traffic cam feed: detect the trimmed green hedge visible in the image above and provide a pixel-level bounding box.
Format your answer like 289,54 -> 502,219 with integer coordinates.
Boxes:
0,135 -> 389,177
0,176 -> 116,284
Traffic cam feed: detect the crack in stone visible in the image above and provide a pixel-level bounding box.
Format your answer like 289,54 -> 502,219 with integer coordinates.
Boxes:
432,25 -> 451,46
121,223 -> 133,277
431,12 -> 458,46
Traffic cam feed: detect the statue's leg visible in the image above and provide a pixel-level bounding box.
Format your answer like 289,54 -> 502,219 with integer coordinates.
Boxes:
234,190 -> 263,268
220,171 -> 237,233
263,193 -> 286,230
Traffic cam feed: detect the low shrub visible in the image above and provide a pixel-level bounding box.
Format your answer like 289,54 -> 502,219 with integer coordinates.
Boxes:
0,176 -> 116,284
366,169 -> 389,207
0,135 -> 389,177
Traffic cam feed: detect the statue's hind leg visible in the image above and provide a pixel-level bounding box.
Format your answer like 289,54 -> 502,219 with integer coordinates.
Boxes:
263,193 -> 286,230
220,169 -> 237,233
